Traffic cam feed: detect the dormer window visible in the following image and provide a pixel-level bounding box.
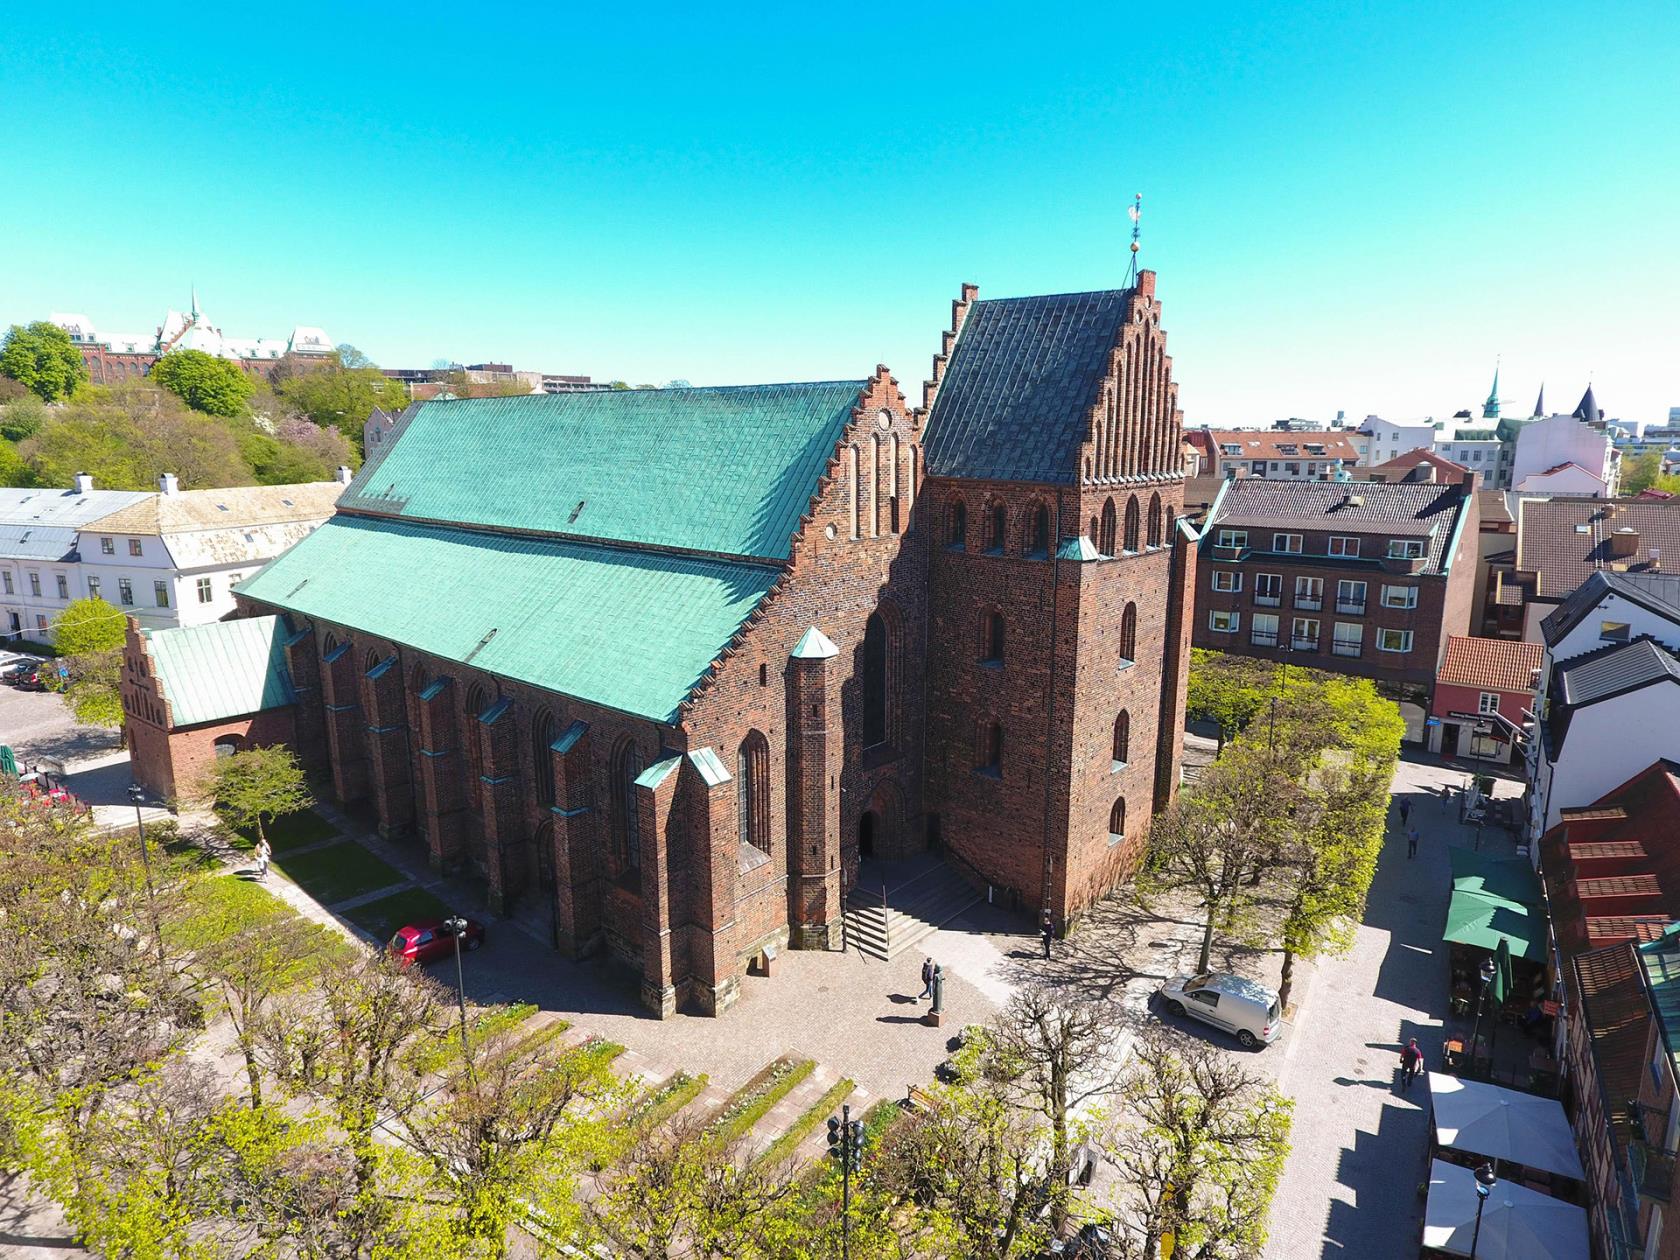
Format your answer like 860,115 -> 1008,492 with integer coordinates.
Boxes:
1387,539 -> 1425,560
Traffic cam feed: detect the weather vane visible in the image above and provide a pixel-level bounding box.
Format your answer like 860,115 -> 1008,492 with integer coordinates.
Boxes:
1125,193 -> 1142,286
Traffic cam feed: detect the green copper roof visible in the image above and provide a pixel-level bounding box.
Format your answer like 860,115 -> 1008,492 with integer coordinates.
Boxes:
1640,925 -> 1680,1086
342,382 -> 865,561
1483,365 -> 1500,419
237,515 -> 778,723
145,614 -> 297,727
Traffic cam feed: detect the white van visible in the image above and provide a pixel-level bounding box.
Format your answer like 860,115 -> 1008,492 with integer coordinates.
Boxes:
1156,972 -> 1282,1048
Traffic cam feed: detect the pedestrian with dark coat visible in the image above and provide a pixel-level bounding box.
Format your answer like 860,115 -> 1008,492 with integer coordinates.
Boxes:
1399,798 -> 1412,826
1040,910 -> 1054,960
918,957 -> 934,1002
1400,1037 -> 1424,1090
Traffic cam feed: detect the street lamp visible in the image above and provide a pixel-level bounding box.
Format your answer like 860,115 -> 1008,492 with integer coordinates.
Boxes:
443,914 -> 471,1062
1468,956 -> 1496,1076
826,1103 -> 865,1260
1468,1161 -> 1498,1259
128,784 -> 165,974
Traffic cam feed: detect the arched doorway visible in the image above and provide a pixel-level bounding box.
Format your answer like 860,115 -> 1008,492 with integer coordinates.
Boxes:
858,809 -> 877,858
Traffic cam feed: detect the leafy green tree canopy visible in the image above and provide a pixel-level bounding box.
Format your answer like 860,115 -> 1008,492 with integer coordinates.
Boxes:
54,596 -> 126,656
205,746 -> 313,847
274,350 -> 407,441
19,383 -> 250,490
0,321 -> 87,402
151,349 -> 257,417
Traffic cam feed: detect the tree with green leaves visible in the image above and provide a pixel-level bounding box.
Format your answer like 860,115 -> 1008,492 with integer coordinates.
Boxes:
203,745 -> 313,849
0,391 -> 48,442
274,349 -> 408,441
49,596 -> 127,727
151,348 -> 257,417
1184,649 -> 1285,751
0,320 -> 87,401
1141,740 -> 1300,975
394,1017 -> 625,1256
19,381 -> 250,490
1098,1030 -> 1292,1260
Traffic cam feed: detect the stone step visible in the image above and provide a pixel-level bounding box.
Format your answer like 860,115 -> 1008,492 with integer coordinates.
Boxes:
790,1081 -> 873,1169
842,866 -> 982,960
735,1060 -> 842,1166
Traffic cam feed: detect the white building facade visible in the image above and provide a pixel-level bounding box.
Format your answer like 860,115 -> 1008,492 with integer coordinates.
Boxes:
1510,414 -> 1618,498
1,481 -> 148,645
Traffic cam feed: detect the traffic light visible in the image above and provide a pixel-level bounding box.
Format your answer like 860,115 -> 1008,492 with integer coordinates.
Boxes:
827,1116 -> 842,1159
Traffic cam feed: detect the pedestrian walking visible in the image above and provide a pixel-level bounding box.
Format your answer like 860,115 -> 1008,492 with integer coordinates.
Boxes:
255,836 -> 271,880
1407,826 -> 1419,859
1399,798 -> 1412,826
1040,910 -> 1054,960
917,957 -> 934,1002
1400,1037 -> 1424,1090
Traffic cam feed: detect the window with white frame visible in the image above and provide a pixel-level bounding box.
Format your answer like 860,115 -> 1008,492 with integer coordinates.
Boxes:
1255,573 -> 1282,606
1212,569 -> 1242,593
86,576 -> 99,599
1273,533 -> 1303,554
1336,579 -> 1366,612
153,581 -> 169,608
1,572 -> 11,595
1208,609 -> 1241,634
1387,538 -> 1425,559
55,574 -> 68,600
100,537 -> 115,555
197,577 -> 213,603
28,572 -> 41,597
1478,692 -> 1500,714
1251,613 -> 1279,647
1216,529 -> 1247,549
118,578 -> 133,607
1291,617 -> 1320,649
1378,628 -> 1413,653
1381,584 -> 1418,609
35,614 -> 46,631
1295,575 -> 1323,609
1332,622 -> 1362,657
128,539 -> 143,557
1328,535 -> 1360,557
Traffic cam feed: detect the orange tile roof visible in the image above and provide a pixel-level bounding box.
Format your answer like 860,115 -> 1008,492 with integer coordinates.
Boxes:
1437,635 -> 1544,693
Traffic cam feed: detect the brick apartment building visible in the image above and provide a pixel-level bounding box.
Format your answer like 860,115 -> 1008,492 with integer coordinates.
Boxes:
52,297 -> 334,386
1193,476 -> 1479,692
185,272 -> 1194,1019
1183,427 -> 1360,481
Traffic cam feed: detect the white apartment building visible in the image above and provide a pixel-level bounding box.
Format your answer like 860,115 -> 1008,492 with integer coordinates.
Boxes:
1525,571 -> 1680,857
1,479 -> 148,644
77,474 -> 347,632
1510,412 -> 1619,497
0,473 -> 346,644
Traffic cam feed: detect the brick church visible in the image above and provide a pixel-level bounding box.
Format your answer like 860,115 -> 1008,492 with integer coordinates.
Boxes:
217,270 -> 1194,1017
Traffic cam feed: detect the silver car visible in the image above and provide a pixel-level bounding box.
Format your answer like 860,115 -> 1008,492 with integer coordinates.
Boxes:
1156,972 -> 1282,1048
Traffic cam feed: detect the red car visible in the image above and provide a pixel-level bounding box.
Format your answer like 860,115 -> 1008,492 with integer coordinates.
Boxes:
387,917 -> 484,967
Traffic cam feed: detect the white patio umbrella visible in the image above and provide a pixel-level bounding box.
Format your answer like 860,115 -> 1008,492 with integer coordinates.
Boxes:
1423,1159 -> 1588,1259
1427,1072 -> 1585,1181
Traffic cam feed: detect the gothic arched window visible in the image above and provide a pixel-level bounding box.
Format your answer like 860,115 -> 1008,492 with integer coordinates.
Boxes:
532,709 -> 556,808
1099,499 -> 1117,555
1120,602 -> 1138,664
737,731 -> 770,853
946,498 -> 967,549
1124,496 -> 1141,552
862,612 -> 889,748
1113,711 -> 1130,765
612,739 -> 644,868
1027,504 -> 1050,559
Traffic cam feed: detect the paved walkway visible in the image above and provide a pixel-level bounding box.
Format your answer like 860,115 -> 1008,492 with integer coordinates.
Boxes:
1264,753 -> 1527,1260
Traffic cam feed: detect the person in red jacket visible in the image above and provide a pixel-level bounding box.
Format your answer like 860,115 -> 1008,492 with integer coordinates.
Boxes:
1400,1037 -> 1425,1091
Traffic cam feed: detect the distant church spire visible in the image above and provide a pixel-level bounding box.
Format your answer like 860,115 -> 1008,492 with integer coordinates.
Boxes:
1125,193 -> 1143,287
1481,361 -> 1500,419
190,284 -> 199,320
1532,383 -> 1545,417
1573,383 -> 1601,425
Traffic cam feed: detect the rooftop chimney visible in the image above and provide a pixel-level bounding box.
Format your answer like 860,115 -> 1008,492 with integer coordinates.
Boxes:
73,472 -> 94,494
335,465 -> 353,485
1611,527 -> 1641,559
158,472 -> 179,496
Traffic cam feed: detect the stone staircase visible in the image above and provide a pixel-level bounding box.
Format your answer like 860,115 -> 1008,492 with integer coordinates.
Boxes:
842,860 -> 981,961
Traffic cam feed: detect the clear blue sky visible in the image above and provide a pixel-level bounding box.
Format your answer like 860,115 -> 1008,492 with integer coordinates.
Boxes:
3,2 -> 1677,425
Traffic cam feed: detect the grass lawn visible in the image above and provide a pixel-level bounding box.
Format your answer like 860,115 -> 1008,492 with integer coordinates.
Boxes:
168,872 -> 292,950
229,808 -> 341,854
272,841 -> 403,907
343,886 -> 452,942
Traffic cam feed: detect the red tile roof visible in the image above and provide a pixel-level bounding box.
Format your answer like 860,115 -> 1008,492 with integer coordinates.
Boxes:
1574,942 -> 1654,1119
1437,635 -> 1544,693
1369,448 -> 1473,484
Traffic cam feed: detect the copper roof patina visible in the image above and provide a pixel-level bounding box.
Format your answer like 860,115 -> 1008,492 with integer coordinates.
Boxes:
144,614 -> 297,727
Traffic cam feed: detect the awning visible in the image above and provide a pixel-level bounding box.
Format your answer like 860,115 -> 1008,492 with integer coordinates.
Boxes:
1445,848 -> 1543,961
1428,1073 -> 1585,1181
1422,1158 -> 1588,1259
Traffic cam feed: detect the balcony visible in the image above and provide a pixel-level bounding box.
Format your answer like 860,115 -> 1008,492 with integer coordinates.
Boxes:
1251,632 -> 1279,647
1336,600 -> 1367,616
1630,1137 -> 1675,1204
1255,594 -> 1281,608
1332,642 -> 1361,658
1295,597 -> 1322,611
1291,636 -> 1319,651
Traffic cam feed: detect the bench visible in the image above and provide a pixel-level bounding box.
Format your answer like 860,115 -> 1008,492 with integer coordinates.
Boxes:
906,1084 -> 942,1113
